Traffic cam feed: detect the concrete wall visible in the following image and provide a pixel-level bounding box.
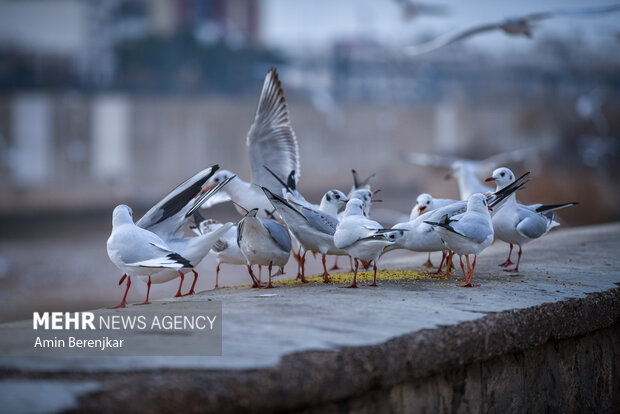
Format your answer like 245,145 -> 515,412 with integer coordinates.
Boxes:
300,325 -> 618,413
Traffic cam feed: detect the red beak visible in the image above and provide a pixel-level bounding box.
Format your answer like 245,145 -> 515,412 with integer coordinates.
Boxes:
484,177 -> 495,182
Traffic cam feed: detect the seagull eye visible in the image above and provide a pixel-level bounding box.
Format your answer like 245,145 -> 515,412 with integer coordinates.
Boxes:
335,194 -> 340,199
500,172 -> 505,177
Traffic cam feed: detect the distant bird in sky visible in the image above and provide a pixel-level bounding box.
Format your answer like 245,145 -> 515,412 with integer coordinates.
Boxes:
405,4 -> 620,56
392,0 -> 449,21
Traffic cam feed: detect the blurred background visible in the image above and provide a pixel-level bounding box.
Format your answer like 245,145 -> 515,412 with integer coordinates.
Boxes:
0,0 -> 619,322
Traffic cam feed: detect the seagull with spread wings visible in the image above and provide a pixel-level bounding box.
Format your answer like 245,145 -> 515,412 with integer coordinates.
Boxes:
201,67 -> 300,218
405,4 -> 620,56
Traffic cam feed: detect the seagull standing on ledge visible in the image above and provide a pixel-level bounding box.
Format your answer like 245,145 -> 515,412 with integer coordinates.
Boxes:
485,167 -> 577,272
409,193 -> 459,268
425,193 -> 494,287
334,199 -> 404,288
237,208 -> 291,289
107,205 -> 193,308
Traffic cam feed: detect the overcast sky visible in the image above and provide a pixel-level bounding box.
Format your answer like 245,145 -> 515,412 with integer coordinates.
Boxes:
260,0 -> 620,55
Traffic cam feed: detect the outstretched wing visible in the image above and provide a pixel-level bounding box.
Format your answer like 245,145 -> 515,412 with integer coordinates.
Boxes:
404,22 -> 501,56
248,67 -> 300,193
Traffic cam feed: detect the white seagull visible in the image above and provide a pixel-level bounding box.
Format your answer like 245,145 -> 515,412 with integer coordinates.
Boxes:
263,187 -> 349,283
334,199 -> 405,288
237,208 -> 292,288
485,167 -> 577,272
424,193 -> 495,287
201,67 -> 300,217
106,205 -> 193,308
409,193 -> 459,268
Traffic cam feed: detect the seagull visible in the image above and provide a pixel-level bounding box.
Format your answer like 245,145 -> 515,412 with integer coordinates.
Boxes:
404,148 -> 537,200
263,187 -> 349,283
405,4 -> 620,56
201,67 -> 300,218
334,199 -> 405,288
386,171 -> 530,276
106,205 -> 193,308
485,167 -> 577,272
191,216 -> 246,289
237,208 -> 292,288
133,167 -> 235,297
424,193 -> 495,287
409,193 -> 459,267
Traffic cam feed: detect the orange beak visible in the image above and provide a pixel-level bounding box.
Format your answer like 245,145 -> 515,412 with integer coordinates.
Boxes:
202,185 -> 214,193
419,206 -> 426,214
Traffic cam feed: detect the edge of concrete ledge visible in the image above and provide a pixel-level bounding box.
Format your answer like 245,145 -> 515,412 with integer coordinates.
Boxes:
3,286 -> 617,413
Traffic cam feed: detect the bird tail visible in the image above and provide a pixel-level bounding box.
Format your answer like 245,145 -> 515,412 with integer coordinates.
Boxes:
535,202 -> 578,214
167,253 -> 193,268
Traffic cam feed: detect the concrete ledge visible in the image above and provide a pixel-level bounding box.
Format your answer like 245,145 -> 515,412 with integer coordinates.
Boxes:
1,223 -> 619,412
59,288 -> 618,413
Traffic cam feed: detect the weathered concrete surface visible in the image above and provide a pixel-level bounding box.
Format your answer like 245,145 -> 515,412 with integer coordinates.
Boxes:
0,223 -> 619,413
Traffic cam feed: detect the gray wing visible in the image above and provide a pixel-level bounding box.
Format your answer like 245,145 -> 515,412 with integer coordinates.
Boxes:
515,207 -> 549,239
137,165 -> 218,235
247,68 -> 300,193
405,22 -> 501,56
294,201 -> 339,235
451,216 -> 493,244
260,218 -> 292,252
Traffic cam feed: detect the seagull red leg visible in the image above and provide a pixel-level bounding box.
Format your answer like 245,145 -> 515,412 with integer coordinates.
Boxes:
247,265 -> 260,288
504,246 -> 522,273
299,251 -> 309,283
423,252 -> 434,268
109,275 -> 131,308
322,254 -> 331,283
431,251 -> 448,278
366,262 -> 378,287
341,258 -> 359,288
499,244 -> 514,267
174,271 -> 185,297
214,263 -> 221,289
263,261 -> 274,289
134,275 -> 151,306
329,256 -> 340,270
184,270 -> 198,296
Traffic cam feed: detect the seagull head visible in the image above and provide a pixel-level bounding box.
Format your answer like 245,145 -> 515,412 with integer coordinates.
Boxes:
343,198 -> 365,217
350,189 -> 373,216
415,193 -> 433,215
467,193 -> 491,213
204,170 -> 236,193
485,167 -> 515,190
322,189 -> 349,213
112,204 -> 134,227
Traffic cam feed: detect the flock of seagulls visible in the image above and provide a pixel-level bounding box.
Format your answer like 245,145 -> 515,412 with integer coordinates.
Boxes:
106,67 -> 577,307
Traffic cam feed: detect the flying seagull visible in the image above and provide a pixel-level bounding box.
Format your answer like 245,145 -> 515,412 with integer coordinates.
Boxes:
405,4 -> 620,56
